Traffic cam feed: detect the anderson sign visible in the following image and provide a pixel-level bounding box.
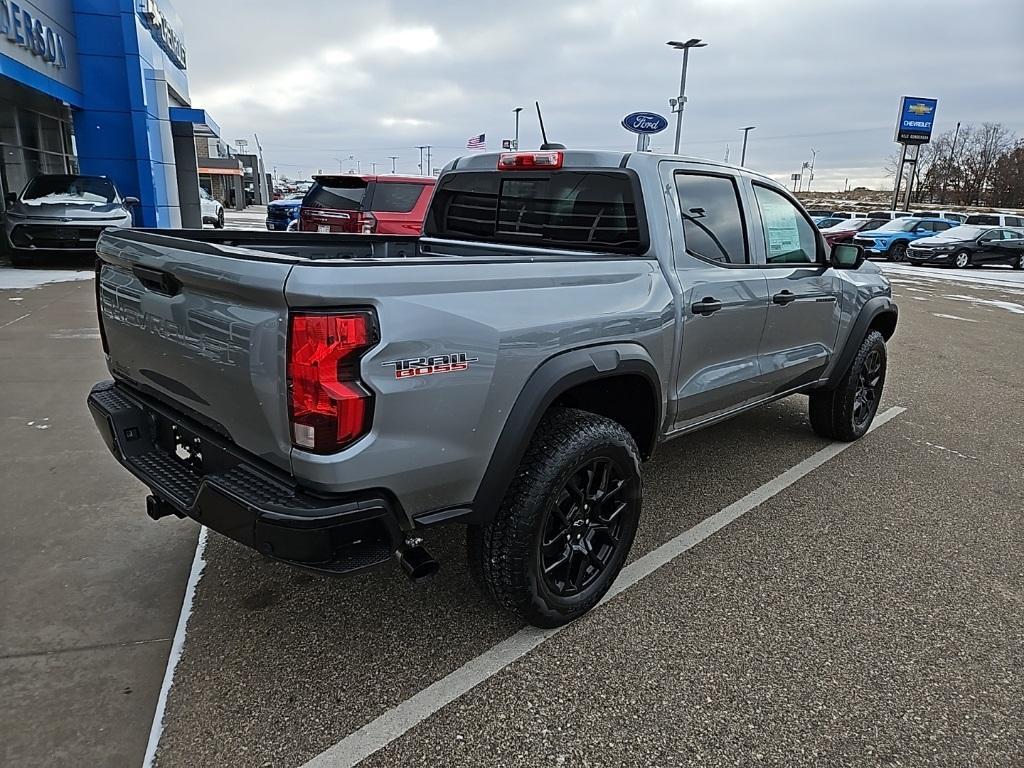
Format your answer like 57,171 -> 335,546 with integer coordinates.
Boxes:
0,0 -> 69,70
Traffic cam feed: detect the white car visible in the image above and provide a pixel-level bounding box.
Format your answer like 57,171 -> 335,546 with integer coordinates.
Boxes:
199,188 -> 224,228
964,212 -> 1024,227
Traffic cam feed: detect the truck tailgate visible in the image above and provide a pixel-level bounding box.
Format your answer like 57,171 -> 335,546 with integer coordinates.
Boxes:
96,233 -> 295,471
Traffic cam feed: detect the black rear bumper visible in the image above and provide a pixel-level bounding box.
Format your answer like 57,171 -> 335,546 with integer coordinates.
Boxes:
87,380 -> 402,575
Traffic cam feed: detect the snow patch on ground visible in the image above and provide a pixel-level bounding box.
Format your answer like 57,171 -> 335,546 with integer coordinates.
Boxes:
0,268 -> 93,290
880,263 -> 1024,291
942,294 -> 1024,315
931,313 -> 978,323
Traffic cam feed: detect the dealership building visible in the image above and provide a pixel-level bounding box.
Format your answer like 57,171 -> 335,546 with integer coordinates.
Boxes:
0,0 -> 222,228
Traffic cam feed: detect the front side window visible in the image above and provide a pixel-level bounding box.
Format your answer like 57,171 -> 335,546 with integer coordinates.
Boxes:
674,173 -> 747,264
752,184 -> 818,264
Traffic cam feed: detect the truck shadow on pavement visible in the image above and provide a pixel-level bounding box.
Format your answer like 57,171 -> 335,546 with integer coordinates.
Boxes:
154,398 -> 834,767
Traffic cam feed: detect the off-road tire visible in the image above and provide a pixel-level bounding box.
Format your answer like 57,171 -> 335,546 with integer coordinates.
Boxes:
808,330 -> 887,442
467,408 -> 642,628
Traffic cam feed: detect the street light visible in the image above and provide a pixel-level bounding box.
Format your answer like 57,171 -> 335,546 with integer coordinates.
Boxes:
739,126 -> 755,166
513,107 -> 523,151
666,38 -> 707,154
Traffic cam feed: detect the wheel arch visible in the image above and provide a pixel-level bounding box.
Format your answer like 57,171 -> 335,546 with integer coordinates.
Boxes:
824,296 -> 898,389
470,344 -> 663,524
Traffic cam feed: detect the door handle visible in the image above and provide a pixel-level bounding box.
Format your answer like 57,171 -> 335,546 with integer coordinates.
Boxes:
691,297 -> 723,316
772,290 -> 797,306
132,265 -> 181,296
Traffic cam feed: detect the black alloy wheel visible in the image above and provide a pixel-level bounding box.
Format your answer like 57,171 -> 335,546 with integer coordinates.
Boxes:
853,348 -> 884,428
889,241 -> 908,262
539,457 -> 635,597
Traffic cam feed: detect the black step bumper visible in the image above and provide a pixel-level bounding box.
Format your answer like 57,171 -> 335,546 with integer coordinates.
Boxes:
87,380 -> 402,575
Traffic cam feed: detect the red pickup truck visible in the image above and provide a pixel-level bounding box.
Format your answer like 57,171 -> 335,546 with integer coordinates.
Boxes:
298,174 -> 435,235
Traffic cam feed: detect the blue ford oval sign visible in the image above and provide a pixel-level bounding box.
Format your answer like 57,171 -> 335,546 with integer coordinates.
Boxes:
622,112 -> 669,135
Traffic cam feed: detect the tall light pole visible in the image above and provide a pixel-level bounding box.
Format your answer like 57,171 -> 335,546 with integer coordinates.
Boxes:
416,146 -> 427,175
667,38 -> 707,155
513,107 -> 523,150
739,125 -> 755,166
388,155 -> 398,174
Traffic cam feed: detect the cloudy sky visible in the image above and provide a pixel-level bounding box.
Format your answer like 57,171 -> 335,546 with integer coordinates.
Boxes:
175,0 -> 1024,190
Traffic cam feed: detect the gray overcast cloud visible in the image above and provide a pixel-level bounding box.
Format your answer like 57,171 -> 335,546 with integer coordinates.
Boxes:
176,0 -> 1024,189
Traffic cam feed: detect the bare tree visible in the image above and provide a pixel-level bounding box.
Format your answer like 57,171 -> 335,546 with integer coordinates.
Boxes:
990,141 -> 1024,207
961,123 -> 1014,205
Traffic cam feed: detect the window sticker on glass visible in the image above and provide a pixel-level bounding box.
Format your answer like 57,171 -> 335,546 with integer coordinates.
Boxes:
759,195 -> 802,258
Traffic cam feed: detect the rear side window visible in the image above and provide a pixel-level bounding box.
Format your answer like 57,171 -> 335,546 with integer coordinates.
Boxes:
933,221 -> 953,231
370,182 -> 426,213
1006,216 -> 1023,227
674,172 -> 747,264
966,214 -> 999,226
426,171 -> 644,254
304,178 -> 368,210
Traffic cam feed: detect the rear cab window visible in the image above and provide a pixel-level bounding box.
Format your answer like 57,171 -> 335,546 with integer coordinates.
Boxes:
425,170 -> 646,254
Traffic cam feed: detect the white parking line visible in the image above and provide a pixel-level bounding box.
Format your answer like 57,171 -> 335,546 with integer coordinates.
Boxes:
301,406 -> 907,768
142,527 -> 208,768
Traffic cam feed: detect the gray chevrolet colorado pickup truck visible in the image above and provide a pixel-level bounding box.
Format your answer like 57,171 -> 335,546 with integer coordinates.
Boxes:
88,149 -> 897,628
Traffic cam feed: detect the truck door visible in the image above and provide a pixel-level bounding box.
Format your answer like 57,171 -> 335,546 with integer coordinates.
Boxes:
666,166 -> 771,428
747,182 -> 841,392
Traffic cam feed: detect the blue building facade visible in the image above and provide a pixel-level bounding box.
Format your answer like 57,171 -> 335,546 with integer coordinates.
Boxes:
1,0 -> 217,227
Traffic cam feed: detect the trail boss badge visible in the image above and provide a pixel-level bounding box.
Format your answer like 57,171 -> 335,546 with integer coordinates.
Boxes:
382,353 -> 479,379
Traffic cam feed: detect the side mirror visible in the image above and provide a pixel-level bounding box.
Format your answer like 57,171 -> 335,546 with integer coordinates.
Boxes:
4,192 -> 16,206
122,196 -> 140,207
830,243 -> 865,270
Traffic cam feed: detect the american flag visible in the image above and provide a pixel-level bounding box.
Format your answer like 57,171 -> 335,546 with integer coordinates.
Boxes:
466,133 -> 486,150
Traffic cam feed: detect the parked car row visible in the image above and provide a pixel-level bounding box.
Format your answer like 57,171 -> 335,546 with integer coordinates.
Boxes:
851,218 -> 960,262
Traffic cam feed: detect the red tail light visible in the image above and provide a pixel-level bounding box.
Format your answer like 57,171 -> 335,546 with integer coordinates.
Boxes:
497,151 -> 563,170
288,311 -> 379,453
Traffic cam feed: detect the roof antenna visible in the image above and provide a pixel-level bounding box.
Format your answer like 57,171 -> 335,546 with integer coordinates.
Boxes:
535,101 -> 565,150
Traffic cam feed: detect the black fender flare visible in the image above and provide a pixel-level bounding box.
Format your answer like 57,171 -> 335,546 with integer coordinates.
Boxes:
470,343 -> 662,524
825,296 -> 898,389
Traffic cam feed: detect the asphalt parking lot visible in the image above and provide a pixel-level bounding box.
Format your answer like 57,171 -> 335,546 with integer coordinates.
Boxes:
2,243 -> 1022,767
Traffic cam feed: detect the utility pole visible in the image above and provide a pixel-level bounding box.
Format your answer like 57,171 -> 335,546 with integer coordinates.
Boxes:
425,145 -> 432,176
667,38 -> 707,154
388,155 -> 398,174
806,148 -> 817,191
739,125 -> 755,166
416,145 -> 427,175
513,107 -> 523,150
